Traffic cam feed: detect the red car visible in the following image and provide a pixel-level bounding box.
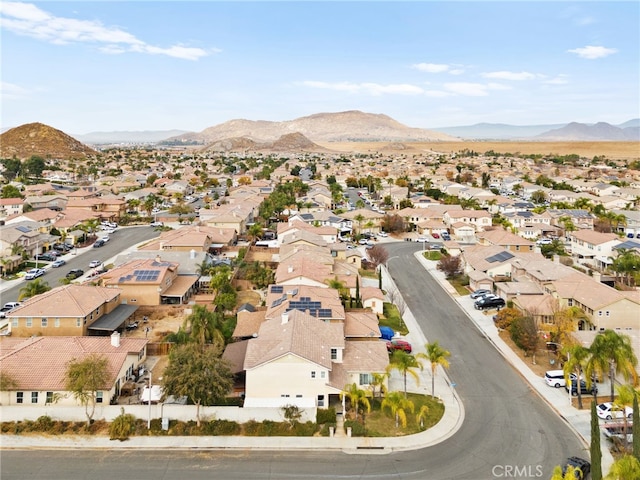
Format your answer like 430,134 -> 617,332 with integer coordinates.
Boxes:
386,339 -> 412,353
432,233 -> 440,239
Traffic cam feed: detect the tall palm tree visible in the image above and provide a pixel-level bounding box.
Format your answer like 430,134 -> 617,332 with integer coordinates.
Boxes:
340,383 -> 370,420
563,344 -> 591,409
19,279 -> 51,301
587,330 -> 638,403
368,372 -> 388,399
182,305 -> 224,348
386,350 -> 423,398
381,391 -> 414,428
418,341 -> 451,398
353,213 -> 365,234
415,404 -> 430,429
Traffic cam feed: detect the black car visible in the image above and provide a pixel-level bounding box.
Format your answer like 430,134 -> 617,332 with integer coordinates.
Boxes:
34,253 -> 56,262
66,269 -> 84,280
53,243 -> 73,252
562,456 -> 591,478
93,239 -> 105,248
474,296 -> 506,311
565,379 -> 597,396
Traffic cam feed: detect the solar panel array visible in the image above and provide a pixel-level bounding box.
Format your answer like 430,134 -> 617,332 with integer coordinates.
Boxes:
133,269 -> 161,282
486,251 -> 514,263
271,293 -> 287,308
270,285 -> 284,294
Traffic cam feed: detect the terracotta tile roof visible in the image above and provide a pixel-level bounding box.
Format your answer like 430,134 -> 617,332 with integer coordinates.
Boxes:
232,310 -> 267,338
0,336 -> 148,390
222,339 -> 250,374
478,228 -> 535,246
7,284 -> 121,318
275,257 -> 332,284
101,258 -> 178,287
360,286 -> 384,301
328,341 -> 389,390
264,284 -> 345,321
343,310 -> 380,338
243,310 -> 345,370
570,229 -> 619,245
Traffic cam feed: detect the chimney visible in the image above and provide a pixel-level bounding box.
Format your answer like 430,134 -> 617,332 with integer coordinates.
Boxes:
111,331 -> 120,348
281,311 -> 289,324
288,265 -> 293,273
155,255 -> 162,263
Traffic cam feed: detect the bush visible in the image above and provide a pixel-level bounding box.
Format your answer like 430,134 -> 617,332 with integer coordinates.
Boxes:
316,407 -> 336,425
344,419 -> 366,437
109,408 -> 137,441
201,419 -> 241,436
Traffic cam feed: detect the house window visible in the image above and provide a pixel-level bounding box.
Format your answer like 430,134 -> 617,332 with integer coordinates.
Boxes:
598,311 -> 602,317
76,318 -> 82,327
26,317 -> 32,327
46,392 -> 53,404
330,348 -> 337,360
130,299 -> 137,303
310,371 -> 316,379
320,371 -> 326,379
41,318 -> 48,327
16,392 -> 23,404
296,394 -> 302,398
280,394 -> 290,398
31,392 -> 38,404
11,319 -> 18,327
96,392 -> 104,404
317,395 -> 325,407
359,373 -> 373,386
568,299 -> 573,307
55,318 -> 60,328
606,311 -> 610,317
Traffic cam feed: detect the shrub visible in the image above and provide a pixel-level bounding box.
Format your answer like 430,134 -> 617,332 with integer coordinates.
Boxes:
344,419 -> 366,437
292,421 -> 318,436
33,415 -> 54,431
316,407 -> 336,425
109,408 -> 137,441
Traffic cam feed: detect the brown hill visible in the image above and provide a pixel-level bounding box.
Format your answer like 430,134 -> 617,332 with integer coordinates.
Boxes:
174,110 -> 458,144
202,132 -> 329,153
0,123 -> 96,160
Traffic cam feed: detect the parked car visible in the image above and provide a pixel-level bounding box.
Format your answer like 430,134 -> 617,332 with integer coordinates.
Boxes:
24,268 -> 45,280
432,232 -> 440,239
53,243 -> 73,252
565,379 -> 597,396
66,269 -> 85,280
474,296 -> 505,310
150,221 -> 163,227
0,302 -> 21,318
544,370 -> 576,388
561,457 -> 591,478
34,253 -> 56,262
596,402 -> 633,420
101,236 -> 110,243
536,238 -> 552,245
470,289 -> 492,299
378,231 -> 388,237
93,239 -> 105,248
51,259 -> 66,268
416,237 -> 429,243
441,232 -> 451,241
386,339 -> 412,353
89,260 -> 102,268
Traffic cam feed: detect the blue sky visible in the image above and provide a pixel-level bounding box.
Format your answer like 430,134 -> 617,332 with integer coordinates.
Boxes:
1,1 -> 638,134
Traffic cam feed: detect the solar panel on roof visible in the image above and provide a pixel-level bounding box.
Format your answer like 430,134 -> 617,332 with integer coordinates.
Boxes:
16,226 -> 31,233
271,285 -> 284,293
318,309 -> 332,318
486,251 -> 514,263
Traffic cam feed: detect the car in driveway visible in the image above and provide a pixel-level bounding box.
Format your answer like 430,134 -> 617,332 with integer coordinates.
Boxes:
34,253 -> 56,262
89,260 -> 102,269
432,232 -> 440,239
66,269 -> 85,280
474,296 -> 505,310
565,379 -> 597,396
0,302 -> 21,318
596,402 -> 633,420
378,231 -> 388,237
51,259 -> 66,268
470,289 -> 492,299
24,268 -> 45,280
561,457 -> 590,478
386,339 -> 412,353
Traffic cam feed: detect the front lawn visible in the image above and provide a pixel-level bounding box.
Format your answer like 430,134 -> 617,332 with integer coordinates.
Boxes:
379,302 -> 409,335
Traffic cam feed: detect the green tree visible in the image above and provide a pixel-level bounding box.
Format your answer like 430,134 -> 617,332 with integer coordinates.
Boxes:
418,341 -> 451,398
162,343 -> 233,427
1,185 -> 23,199
386,350 -> 423,398
65,354 -> 110,425
633,394 -> 640,461
18,278 -> 51,301
340,382 -> 370,421
182,304 -> 225,347
563,344 -> 591,410
549,466 -> 579,480
381,391 -> 414,428
1,158 -> 22,180
23,155 -> 46,177
591,401 -> 603,480
368,372 -> 387,399
605,455 -> 640,480
587,330 -> 638,403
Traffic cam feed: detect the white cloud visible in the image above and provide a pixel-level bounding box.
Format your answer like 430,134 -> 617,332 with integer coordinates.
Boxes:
567,45 -> 617,59
301,81 -> 424,96
411,63 -> 450,73
0,81 -> 30,99
481,71 -> 537,81
544,75 -> 570,85
443,82 -> 510,97
0,1 -> 211,60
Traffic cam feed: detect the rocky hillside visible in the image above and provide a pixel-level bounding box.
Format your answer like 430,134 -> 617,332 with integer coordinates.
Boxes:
202,132 -> 329,153
173,110 -> 458,144
0,123 -> 96,159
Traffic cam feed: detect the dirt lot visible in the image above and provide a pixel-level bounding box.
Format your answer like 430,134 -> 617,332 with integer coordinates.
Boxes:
124,305 -> 186,342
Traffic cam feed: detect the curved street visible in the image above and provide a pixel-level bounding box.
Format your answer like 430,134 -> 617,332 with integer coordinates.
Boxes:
0,241 -> 586,479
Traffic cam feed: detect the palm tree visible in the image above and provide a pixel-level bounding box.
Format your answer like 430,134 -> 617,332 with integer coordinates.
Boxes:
368,372 -> 388,399
246,223 -> 264,244
19,278 -> 51,301
353,213 -> 365,234
415,404 -> 430,429
340,383 -> 370,421
587,330 -> 638,403
563,344 -> 591,409
325,277 -> 349,303
381,391 -> 414,428
386,350 -> 423,398
182,305 -> 224,347
418,341 -> 451,398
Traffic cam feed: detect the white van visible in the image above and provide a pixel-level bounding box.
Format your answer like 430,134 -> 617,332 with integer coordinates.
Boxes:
544,370 -> 567,388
